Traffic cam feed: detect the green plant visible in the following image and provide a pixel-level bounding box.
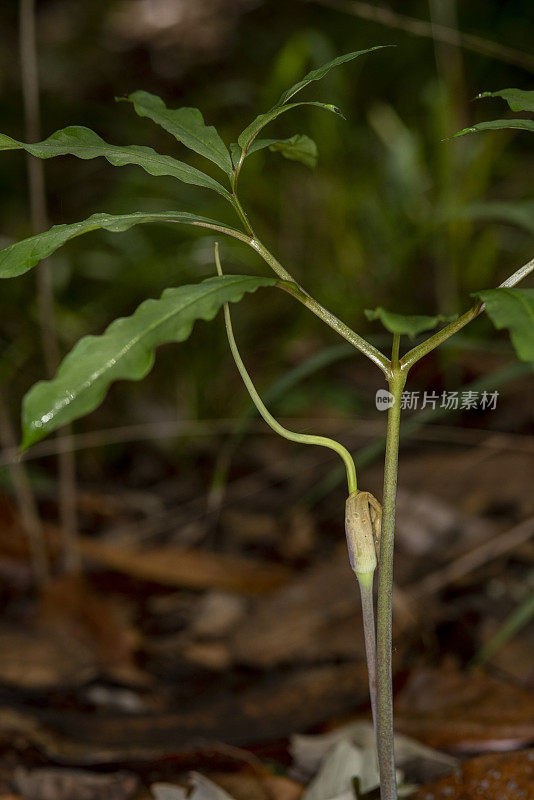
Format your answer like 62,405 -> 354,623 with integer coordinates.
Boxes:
0,51 -> 532,799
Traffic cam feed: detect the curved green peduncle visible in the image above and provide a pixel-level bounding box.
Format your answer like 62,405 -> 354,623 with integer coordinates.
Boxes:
214,243 -> 358,495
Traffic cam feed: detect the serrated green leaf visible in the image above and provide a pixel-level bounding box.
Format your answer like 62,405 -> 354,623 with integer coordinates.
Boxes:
22,274 -> 276,448
0,211 -> 248,279
365,307 -> 457,338
237,101 -> 342,154
453,119 -> 534,137
122,91 -> 233,177
478,88 -> 534,113
0,126 -> 231,198
275,46 -> 389,107
473,288 -> 534,362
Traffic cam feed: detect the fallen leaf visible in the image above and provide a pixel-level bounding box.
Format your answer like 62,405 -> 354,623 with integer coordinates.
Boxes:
229,548 -> 366,667
0,663 -> 370,763
152,774 -> 233,800
395,667 -> 534,751
208,772 -> 270,800
155,772 -> 303,800
261,775 -> 303,800
180,641 -> 233,671
303,740 -> 364,800
413,749 -> 534,799
291,721 -> 456,785
40,575 -> 146,686
0,625 -> 97,689
80,538 -> 291,594
13,767 -> 138,800
152,786 -> 184,800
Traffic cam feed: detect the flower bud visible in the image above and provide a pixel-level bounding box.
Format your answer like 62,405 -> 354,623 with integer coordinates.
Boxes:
345,490 -> 382,576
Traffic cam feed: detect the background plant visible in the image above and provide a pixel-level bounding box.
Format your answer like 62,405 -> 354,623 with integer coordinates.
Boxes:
1,35 -> 533,797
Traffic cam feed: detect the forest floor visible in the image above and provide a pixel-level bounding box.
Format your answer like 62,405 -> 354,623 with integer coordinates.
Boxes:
0,372 -> 533,800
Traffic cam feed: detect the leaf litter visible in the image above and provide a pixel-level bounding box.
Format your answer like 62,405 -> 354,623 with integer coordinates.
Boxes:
0,434 -> 532,798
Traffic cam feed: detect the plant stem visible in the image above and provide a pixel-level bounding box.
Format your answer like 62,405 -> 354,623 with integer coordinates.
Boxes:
401,301 -> 482,370
19,0 -> 80,574
376,334 -> 406,800
277,278 -> 391,376
231,194 -> 255,238
229,193 -> 391,375
499,256 -> 534,288
358,571 -> 377,728
246,233 -> 390,374
401,254 -> 534,370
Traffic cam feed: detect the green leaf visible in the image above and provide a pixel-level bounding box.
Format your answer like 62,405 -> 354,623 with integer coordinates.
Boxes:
268,134 -> 318,168
122,91 -> 233,177
473,288 -> 534,362
275,46 -> 389,107
453,119 -> 534,137
22,274 -> 276,448
236,47 -> 388,158
229,143 -> 242,166
237,101 -> 343,154
0,211 -> 249,279
232,134 -> 318,168
477,88 -> 534,113
365,307 -> 457,338
0,126 -> 231,198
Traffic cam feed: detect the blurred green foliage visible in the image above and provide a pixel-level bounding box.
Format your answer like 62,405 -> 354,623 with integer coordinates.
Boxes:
0,0 -> 532,472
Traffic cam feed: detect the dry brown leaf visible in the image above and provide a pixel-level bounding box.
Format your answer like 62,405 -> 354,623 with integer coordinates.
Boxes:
209,772 -> 304,800
260,775 -> 303,800
13,767 -> 138,800
0,663 -> 370,762
396,667 -> 534,751
40,575 -> 146,686
209,772 -> 269,800
80,538 -> 291,594
0,625 -> 97,689
181,641 -> 232,671
229,548 -> 366,667
413,749 -> 534,799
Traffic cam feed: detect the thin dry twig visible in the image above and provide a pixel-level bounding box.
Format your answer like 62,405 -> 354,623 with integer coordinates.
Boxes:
19,0 -> 79,573
308,0 -> 534,72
